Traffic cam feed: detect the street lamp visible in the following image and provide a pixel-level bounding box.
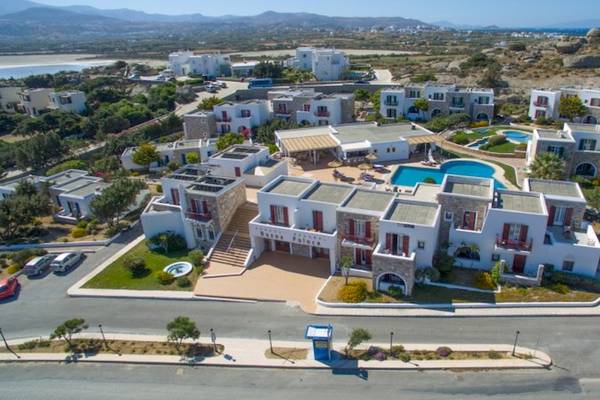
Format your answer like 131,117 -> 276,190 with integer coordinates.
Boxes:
0,327 -> 19,359
268,330 -> 273,353
210,328 -> 217,354
389,331 -> 394,352
512,330 -> 521,356
98,324 -> 107,350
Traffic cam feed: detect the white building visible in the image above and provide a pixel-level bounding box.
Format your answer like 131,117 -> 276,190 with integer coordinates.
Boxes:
528,87 -> 600,124
120,139 -> 217,171
168,51 -> 231,78
269,88 -> 355,126
286,47 -> 349,81
18,88 -> 53,116
0,174 -> 42,199
275,122 -> 439,164
231,61 -> 259,78
48,90 -> 87,114
380,84 -> 495,122
213,100 -> 271,135
0,86 -> 22,113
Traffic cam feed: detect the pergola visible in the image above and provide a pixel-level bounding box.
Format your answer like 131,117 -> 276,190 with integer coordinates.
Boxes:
279,133 -> 339,164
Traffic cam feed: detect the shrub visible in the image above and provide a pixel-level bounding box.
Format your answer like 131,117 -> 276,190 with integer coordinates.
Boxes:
399,352 -> 411,362
188,249 -> 205,267
373,351 -> 387,361
549,283 -> 570,294
176,277 -> 191,288
470,120 -> 489,128
423,177 -> 437,184
424,266 -> 441,282
157,271 -> 175,285
387,285 -> 404,298
487,135 -> 508,146
546,271 -> 600,292
149,232 -> 187,254
155,184 -> 163,193
6,264 -> 21,275
436,346 -> 453,358
449,132 -> 470,145
488,350 -> 502,359
338,281 -> 368,303
434,252 -> 454,275
71,227 -> 87,239
474,272 -> 496,290
122,256 -> 148,278
390,345 -> 405,358
490,262 -> 501,284
76,220 -> 89,229
10,249 -> 47,268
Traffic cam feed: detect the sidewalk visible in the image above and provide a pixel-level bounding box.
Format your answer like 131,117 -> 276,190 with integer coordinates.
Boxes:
0,333 -> 551,371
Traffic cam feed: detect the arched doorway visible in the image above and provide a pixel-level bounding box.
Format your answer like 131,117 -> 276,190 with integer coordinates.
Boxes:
431,109 -> 442,118
575,162 -> 597,177
407,106 -> 419,114
476,112 -> 489,121
584,115 -> 598,124
376,273 -> 407,294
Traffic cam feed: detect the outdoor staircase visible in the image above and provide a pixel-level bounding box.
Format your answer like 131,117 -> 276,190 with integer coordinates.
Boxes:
207,203 -> 257,269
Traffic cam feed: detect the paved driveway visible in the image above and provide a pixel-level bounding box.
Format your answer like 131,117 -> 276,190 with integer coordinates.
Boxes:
195,252 -> 330,311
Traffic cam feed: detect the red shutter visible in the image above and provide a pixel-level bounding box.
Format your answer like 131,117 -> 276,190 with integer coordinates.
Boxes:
564,208 -> 573,226
349,219 -> 355,236
171,188 -> 179,205
270,205 -> 276,223
365,250 -> 372,265
402,235 -> 410,256
190,199 -> 198,213
355,248 -> 361,265
202,200 -> 209,214
283,207 -> 289,226
519,225 -> 528,243
234,167 -> 241,177
502,223 -> 510,241
469,212 -> 476,230
385,233 -> 393,252
365,221 -> 371,239
548,206 -> 556,227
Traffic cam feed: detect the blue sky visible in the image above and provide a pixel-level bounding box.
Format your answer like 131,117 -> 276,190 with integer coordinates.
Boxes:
38,0 -> 600,27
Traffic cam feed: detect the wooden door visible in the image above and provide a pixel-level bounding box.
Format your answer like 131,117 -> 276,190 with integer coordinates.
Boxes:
513,254 -> 526,274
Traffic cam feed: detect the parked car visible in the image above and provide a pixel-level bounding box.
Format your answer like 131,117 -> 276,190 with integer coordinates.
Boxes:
206,84 -> 218,93
51,252 -> 84,273
0,277 -> 19,300
216,81 -> 227,88
22,255 -> 54,277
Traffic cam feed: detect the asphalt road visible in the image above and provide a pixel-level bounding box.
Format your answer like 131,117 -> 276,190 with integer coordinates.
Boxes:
2,230 -> 600,398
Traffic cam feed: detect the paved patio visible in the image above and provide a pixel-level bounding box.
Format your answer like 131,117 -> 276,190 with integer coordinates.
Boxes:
194,252 -> 330,312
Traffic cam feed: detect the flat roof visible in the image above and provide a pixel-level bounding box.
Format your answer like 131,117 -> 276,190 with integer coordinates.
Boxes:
527,179 -> 583,200
444,181 -> 490,197
333,123 -> 432,145
566,123 -> 600,134
303,182 -> 353,204
54,176 -> 100,192
387,201 -> 438,225
0,175 -> 39,190
63,182 -> 109,198
187,176 -> 238,194
536,129 -> 574,141
44,169 -> 88,186
267,179 -> 312,197
494,192 -> 543,214
342,190 -> 394,213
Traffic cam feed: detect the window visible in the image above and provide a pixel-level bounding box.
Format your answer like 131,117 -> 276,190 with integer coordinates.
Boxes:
432,92 -> 444,101
462,211 -> 477,230
591,98 -> 600,107
208,227 -> 215,240
508,223 -> 522,241
408,90 -> 420,98
535,96 -> 549,106
444,211 -> 453,221
491,254 -> 500,262
386,108 -> 397,118
562,260 -> 574,272
196,227 -> 204,239
575,163 -> 596,177
354,220 -> 366,237
451,97 -> 464,108
240,109 -> 251,118
534,110 -> 546,119
418,241 -> 425,249
546,146 -> 564,157
579,139 -> 597,151
478,96 -> 490,105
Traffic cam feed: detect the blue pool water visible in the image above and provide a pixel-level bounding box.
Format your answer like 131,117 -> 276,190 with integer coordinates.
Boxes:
503,130 -> 531,143
391,160 -> 506,188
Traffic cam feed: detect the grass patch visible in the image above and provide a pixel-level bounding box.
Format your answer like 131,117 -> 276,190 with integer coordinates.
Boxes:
481,142 -> 517,154
319,276 -> 600,305
265,347 -> 309,360
348,348 -> 511,361
83,241 -> 199,291
3,339 -> 222,357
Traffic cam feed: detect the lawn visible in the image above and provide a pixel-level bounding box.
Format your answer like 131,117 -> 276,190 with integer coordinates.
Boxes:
481,142 -> 517,154
83,242 -> 200,291
319,276 -> 600,305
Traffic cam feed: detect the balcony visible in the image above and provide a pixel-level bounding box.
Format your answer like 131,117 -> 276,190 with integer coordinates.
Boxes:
374,244 -> 416,262
341,234 -> 375,247
533,100 -> 548,107
185,211 -> 212,223
384,100 -> 398,106
495,236 -> 532,252
275,109 -> 291,116
216,116 -> 232,122
314,110 -> 330,117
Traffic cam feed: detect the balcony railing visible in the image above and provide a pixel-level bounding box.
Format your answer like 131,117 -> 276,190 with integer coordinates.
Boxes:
342,234 -> 375,246
384,100 -> 398,106
533,101 -> 548,107
186,211 -> 212,222
216,116 -> 232,122
275,109 -> 291,115
495,236 -> 532,251
314,110 -> 330,117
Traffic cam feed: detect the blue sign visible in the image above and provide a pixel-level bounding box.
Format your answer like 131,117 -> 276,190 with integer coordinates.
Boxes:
305,324 -> 333,361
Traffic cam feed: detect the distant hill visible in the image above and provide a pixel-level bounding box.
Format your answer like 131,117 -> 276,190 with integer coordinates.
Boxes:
0,0 -> 42,16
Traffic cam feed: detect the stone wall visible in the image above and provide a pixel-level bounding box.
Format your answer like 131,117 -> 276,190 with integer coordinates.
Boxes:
569,150 -> 600,178
438,195 -> 490,246
545,198 -> 586,229
216,182 -> 247,233
372,254 -> 416,296
183,113 -> 217,140
291,243 -> 311,257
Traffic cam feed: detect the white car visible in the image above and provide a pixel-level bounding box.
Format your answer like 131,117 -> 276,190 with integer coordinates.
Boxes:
23,255 -> 55,276
51,252 -> 83,273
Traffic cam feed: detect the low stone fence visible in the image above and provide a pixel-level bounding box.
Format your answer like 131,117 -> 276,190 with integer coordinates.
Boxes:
500,264 -> 544,287
440,140 -> 525,159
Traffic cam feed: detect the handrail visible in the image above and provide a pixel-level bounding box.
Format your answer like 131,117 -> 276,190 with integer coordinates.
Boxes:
225,230 -> 239,253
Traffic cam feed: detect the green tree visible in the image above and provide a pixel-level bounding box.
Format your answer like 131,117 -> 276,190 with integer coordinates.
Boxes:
185,152 -> 200,164
353,88 -> 370,102
132,143 -> 160,169
46,159 -> 87,176
559,96 -> 587,122
253,61 -> 283,79
91,178 -> 145,228
0,182 -> 52,241
15,132 -> 66,170
50,318 -> 88,350
167,316 -> 200,351
370,89 -> 382,113
586,187 -> 600,213
216,133 -> 244,151
340,255 -> 353,285
346,328 -> 372,357
98,115 -> 130,135
256,119 -> 299,145
198,96 -> 224,111
528,152 -> 566,180
413,98 -> 429,120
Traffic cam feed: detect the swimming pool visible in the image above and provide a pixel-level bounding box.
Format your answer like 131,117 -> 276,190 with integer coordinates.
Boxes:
391,160 -> 506,188
502,130 -> 531,143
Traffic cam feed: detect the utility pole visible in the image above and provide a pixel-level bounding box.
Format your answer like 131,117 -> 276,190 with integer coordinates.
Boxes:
389,331 -> 394,353
0,327 -> 19,359
210,328 -> 217,354
512,330 -> 520,356
268,330 -> 273,353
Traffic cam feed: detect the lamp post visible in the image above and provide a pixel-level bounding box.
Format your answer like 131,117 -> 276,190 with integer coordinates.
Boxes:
0,327 -> 19,359
98,324 -> 107,350
389,331 -> 394,353
268,330 -> 273,353
210,328 -> 217,354
512,330 -> 521,356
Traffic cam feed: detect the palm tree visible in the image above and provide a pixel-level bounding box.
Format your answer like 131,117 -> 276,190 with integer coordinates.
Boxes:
528,152 -> 566,180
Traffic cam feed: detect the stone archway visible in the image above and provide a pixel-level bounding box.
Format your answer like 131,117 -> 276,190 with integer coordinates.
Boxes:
575,162 -> 597,177
476,112 -> 489,121
372,255 -> 415,296
584,115 -> 598,125
376,273 -> 407,294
